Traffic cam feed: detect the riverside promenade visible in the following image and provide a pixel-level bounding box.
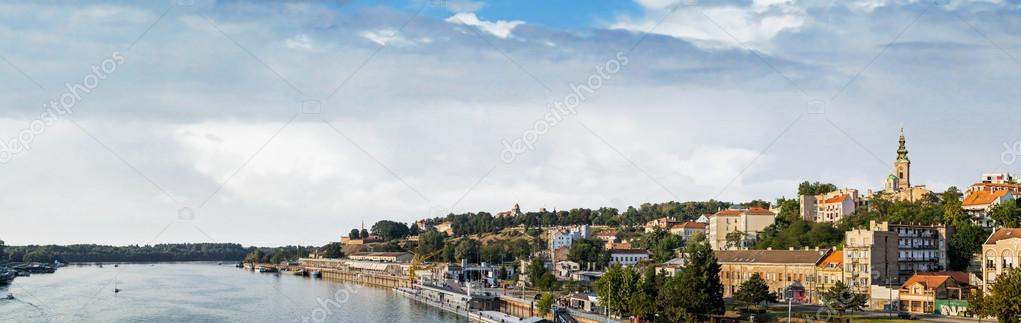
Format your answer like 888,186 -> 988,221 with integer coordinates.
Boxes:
395,287 -> 525,323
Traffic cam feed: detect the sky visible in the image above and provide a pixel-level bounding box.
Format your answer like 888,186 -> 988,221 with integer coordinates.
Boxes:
2,0 -> 1021,246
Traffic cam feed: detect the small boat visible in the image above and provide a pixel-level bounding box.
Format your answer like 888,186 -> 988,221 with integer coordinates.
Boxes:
311,271 -> 322,278
3,293 -> 13,300
113,264 -> 119,268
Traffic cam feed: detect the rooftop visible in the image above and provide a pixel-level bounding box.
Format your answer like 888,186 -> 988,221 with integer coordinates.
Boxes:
901,272 -> 969,290
714,250 -> 828,265
963,190 -> 1010,206
985,228 -> 1021,245
817,250 -> 843,269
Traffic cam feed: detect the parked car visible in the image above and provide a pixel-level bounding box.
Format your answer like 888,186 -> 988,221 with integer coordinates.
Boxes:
897,312 -> 917,320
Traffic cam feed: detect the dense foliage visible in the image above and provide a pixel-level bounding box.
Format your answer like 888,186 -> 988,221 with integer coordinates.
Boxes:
819,281 -> 867,314
734,273 -> 777,307
567,239 -> 609,270
983,269 -> 1021,323
7,243 -> 255,263
596,241 -> 723,321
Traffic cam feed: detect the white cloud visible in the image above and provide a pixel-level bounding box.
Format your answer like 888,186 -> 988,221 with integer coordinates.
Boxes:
283,34 -> 315,51
613,1 -> 806,51
445,12 -> 524,39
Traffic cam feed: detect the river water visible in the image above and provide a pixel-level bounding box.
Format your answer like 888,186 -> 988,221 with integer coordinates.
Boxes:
0,263 -> 459,322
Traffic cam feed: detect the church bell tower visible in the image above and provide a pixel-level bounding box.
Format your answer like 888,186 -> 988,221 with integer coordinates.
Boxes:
895,128 -> 910,189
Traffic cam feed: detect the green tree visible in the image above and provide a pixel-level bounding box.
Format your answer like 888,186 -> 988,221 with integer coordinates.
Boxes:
629,266 -> 659,321
320,242 -> 344,259
537,292 -> 555,316
991,201 -> 1021,228
657,242 -> 725,321
968,288 -> 990,320
370,220 -> 411,241
568,238 -> 608,268
986,269 -> 1021,323
527,259 -> 555,290
360,228 -> 369,239
349,229 -> 361,239
725,230 -> 744,250
948,221 -> 989,271
244,249 -> 264,263
943,187 -> 968,224
0,240 -> 5,264
820,281 -> 867,316
596,264 -> 640,317
270,251 -> 283,264
454,239 -> 480,262
798,181 -> 837,196
734,273 -> 777,307
416,229 -> 446,257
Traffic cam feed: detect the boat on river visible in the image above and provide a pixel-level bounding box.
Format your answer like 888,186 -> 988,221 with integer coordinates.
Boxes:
0,268 -> 16,285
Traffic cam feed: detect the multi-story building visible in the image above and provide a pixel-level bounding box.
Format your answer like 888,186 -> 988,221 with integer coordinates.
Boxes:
592,229 -> 619,244
963,190 -> 1013,229
669,221 -> 707,241
644,217 -> 679,233
608,249 -> 650,266
844,227 -> 899,294
882,222 -> 948,281
548,225 -> 590,255
981,228 -> 1021,292
815,250 -> 844,302
716,249 -> 830,304
706,207 -> 776,250
800,189 -> 864,223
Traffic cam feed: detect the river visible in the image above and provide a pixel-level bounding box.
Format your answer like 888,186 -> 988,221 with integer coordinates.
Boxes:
0,263 -> 460,322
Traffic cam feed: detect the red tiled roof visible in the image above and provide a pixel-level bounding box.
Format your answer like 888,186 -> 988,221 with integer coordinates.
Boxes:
817,250 -> 843,269
713,208 -> 776,217
822,194 -> 849,204
900,272 -> 969,290
594,229 -> 618,237
671,222 -> 707,230
985,228 -> 1021,245
963,190 -> 1009,206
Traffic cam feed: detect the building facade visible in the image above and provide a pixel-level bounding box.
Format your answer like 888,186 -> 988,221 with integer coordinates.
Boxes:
608,249 -> 650,266
548,225 -> 591,255
716,249 -> 829,304
898,272 -> 970,315
963,190 -> 1013,229
844,227 -> 899,294
982,228 -> 1021,292
669,221 -> 707,240
815,250 -> 844,303
706,207 -> 776,250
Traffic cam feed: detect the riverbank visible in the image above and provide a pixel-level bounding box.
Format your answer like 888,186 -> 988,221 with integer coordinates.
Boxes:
395,287 -> 524,323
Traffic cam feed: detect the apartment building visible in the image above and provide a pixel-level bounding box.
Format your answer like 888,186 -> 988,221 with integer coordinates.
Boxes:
815,250 -> 844,301
963,190 -> 1014,229
844,227 -> 899,294
800,189 -> 865,223
982,228 -> 1021,292
707,207 -> 776,250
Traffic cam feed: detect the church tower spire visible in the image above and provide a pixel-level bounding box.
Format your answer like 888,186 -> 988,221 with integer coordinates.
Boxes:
894,128 -> 911,189
897,127 -> 909,162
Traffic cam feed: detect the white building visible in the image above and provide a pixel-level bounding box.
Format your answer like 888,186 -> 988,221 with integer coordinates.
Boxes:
549,225 -> 591,254
963,190 -> 1014,229
706,207 -> 776,250
608,249 -> 650,266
